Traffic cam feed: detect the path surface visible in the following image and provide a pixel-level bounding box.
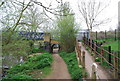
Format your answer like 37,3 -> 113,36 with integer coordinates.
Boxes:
44,49 -> 71,79
78,42 -> 112,79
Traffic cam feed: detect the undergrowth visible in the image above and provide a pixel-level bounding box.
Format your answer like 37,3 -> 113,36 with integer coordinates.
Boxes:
2,52 -> 53,80
59,51 -> 83,80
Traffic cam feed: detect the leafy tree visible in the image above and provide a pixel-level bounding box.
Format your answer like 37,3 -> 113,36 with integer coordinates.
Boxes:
55,2 -> 77,53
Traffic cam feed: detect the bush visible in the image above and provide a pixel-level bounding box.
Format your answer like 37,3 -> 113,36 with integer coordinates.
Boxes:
4,52 -> 53,79
59,51 -> 83,79
95,57 -> 101,62
31,48 -> 46,53
2,40 -> 31,58
91,53 -> 94,56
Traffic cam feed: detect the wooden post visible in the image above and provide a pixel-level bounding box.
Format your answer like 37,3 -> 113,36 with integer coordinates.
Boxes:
79,46 -> 81,58
87,38 -> 89,46
105,30 -> 107,39
78,46 -> 81,65
96,31 -> 97,40
76,42 -> 79,58
92,40 -> 94,52
115,29 -> 116,41
82,51 -> 86,78
77,45 -> 79,57
108,46 -> 112,64
89,39 -> 90,47
91,64 -> 97,81
94,42 -> 96,59
113,52 -> 118,79
96,41 -> 98,56
83,33 -> 86,46
79,49 -> 82,65
101,47 -> 104,64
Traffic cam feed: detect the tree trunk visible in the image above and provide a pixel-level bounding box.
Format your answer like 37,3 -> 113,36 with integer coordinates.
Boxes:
90,28 -> 92,41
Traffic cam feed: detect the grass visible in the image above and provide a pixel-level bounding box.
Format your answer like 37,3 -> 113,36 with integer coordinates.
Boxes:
29,66 -> 52,79
102,40 -> 119,51
95,38 -> 117,43
59,51 -> 83,80
39,66 -> 52,78
2,52 -> 53,80
28,48 -> 46,55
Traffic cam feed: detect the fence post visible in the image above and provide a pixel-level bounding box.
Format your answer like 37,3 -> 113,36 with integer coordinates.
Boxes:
94,42 -> 97,59
105,30 -> 107,39
77,44 -> 79,58
96,31 -> 97,40
101,47 -> 104,63
89,39 -> 90,47
108,46 -> 112,64
115,29 -> 116,41
113,52 -> 118,79
82,51 -> 86,78
78,46 -> 82,65
90,39 -> 92,52
96,41 -> 98,56
87,38 -> 89,46
91,64 -> 96,81
92,40 -> 94,52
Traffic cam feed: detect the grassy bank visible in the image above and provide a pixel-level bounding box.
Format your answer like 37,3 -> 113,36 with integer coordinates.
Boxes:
59,51 -> 83,80
2,52 -> 53,80
102,40 -> 119,51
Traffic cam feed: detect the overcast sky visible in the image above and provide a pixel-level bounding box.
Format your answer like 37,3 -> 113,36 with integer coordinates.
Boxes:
41,0 -> 120,32
1,0 -> 120,32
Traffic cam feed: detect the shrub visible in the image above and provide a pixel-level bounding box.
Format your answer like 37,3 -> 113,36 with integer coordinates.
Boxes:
95,57 -> 101,62
4,52 -> 53,79
2,40 -> 31,58
59,52 -> 83,79
91,53 -> 94,56
31,48 -> 46,53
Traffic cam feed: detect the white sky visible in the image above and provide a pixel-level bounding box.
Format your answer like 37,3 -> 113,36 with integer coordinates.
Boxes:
1,0 -> 120,32
40,0 -> 120,32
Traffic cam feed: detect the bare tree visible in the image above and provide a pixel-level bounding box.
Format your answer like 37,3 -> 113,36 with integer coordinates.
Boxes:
1,0 -> 73,44
20,5 -> 47,32
78,0 -> 110,40
0,2 -> 4,7
9,1 -> 31,44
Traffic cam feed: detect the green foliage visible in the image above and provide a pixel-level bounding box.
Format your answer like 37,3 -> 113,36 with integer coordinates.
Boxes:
2,31 -> 19,45
29,40 -> 34,50
54,2 -> 77,53
31,48 -> 46,53
86,47 -> 89,50
3,73 -> 32,79
59,51 -> 83,79
95,57 -> 101,62
91,53 -> 94,56
2,40 -> 31,58
3,52 -> 53,79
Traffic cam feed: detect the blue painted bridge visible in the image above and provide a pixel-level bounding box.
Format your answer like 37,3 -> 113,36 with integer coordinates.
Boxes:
18,31 -> 44,40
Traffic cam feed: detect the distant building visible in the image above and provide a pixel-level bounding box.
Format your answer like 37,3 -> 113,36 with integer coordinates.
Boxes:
76,29 -> 90,40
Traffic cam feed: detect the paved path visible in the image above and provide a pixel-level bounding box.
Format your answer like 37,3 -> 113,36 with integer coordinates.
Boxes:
44,49 -> 71,79
78,42 -> 112,79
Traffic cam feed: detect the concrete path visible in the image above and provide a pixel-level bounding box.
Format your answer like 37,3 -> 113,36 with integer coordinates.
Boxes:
78,42 -> 112,79
44,49 -> 71,79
